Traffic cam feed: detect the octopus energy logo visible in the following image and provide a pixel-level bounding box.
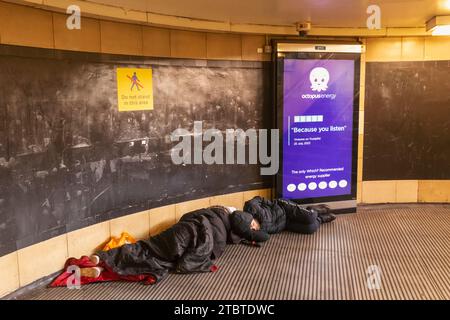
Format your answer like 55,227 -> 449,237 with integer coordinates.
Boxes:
170,121 -> 279,175
302,67 -> 336,100
310,67 -> 330,92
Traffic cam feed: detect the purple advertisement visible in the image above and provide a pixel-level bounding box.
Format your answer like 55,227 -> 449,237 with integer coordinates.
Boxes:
282,59 -> 355,199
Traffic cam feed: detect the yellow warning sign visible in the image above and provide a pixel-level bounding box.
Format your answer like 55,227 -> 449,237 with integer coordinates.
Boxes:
117,68 -> 153,111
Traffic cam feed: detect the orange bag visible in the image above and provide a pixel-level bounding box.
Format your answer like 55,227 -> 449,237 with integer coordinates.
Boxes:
102,232 -> 137,251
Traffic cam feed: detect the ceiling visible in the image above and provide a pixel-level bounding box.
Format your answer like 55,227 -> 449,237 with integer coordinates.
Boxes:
87,0 -> 450,28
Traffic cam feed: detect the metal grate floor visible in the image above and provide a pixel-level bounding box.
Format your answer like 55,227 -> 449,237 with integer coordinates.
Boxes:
20,204 -> 450,300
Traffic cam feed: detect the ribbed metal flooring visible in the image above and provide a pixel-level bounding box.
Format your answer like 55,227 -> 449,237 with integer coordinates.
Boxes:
21,204 -> 450,300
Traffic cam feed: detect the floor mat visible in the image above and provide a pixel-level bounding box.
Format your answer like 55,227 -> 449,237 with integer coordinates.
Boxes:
20,204 -> 450,300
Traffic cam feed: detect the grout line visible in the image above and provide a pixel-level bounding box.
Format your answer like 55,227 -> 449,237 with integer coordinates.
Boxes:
238,34 -> 243,61
51,12 -> 56,49
169,29 -> 172,57
148,207 -> 152,237
394,180 -> 398,202
15,251 -> 21,294
416,180 -> 420,203
139,24 -> 143,56
400,36 -> 403,59
422,38 -> 426,60
108,217 -> 112,239
205,32 -> 209,59
99,19 -> 103,53
64,230 -> 69,260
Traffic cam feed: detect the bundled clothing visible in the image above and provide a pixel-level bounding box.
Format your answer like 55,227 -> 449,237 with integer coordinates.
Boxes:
243,196 -> 335,239
96,206 -> 241,283
51,206 -> 240,287
50,198 -> 336,288
243,197 -> 286,234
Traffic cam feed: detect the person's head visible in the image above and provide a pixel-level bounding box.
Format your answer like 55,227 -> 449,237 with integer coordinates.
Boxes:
250,218 -> 260,231
230,211 -> 269,243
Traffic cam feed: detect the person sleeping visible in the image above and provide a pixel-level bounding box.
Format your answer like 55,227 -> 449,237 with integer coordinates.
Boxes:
50,205 -> 268,287
51,198 -> 335,287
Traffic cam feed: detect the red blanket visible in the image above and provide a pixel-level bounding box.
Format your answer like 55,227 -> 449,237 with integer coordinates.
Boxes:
49,256 -> 156,287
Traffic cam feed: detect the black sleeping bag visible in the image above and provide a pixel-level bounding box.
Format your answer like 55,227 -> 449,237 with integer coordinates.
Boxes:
244,196 -> 321,235
96,206 -> 237,283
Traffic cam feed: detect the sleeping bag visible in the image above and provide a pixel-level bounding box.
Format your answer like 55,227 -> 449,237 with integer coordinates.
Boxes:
49,206 -> 244,287
95,206 -> 241,283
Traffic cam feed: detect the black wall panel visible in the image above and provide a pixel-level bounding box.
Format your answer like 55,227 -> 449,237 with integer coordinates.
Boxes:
364,61 -> 450,181
0,45 -> 272,256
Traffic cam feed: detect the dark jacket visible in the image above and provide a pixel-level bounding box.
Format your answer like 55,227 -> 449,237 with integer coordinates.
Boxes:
243,196 -> 286,234
244,196 -> 320,235
180,205 -> 241,259
97,206 -> 238,283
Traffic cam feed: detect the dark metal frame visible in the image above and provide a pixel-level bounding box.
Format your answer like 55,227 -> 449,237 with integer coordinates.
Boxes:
272,40 -> 361,209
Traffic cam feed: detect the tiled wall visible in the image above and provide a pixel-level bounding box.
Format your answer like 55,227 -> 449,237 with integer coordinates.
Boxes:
361,180 -> 450,204
1,1 -> 450,297
0,2 -> 271,297
0,188 -> 272,297
0,2 -> 271,61
361,37 -> 450,203
365,37 -> 450,62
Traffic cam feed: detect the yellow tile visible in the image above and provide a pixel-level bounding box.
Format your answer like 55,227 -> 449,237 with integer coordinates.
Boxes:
424,37 -> 450,60
142,26 -> 170,57
445,181 -> 450,202
359,85 -> 365,111
0,252 -> 19,298
0,2 -> 54,48
67,222 -> 110,258
170,30 -> 206,59
243,188 -> 272,203
149,204 -> 176,236
362,181 -> 396,203
206,33 -> 242,60
17,235 -> 68,287
396,180 -> 418,203
100,21 -> 143,55
241,35 -> 270,61
418,180 -> 450,202
175,197 -> 210,221
45,0 -> 147,23
360,60 -> 366,86
360,52 -> 366,94
110,211 -> 150,240
209,191 -> 244,210
365,38 -> 402,62
401,37 -> 424,61
358,134 -> 364,159
357,183 -> 362,204
358,89 -> 365,111
53,13 -> 100,52
357,157 -> 363,183
358,111 -> 365,134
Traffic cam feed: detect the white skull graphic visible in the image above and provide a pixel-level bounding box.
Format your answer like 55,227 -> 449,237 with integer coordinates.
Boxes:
310,67 -> 330,92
